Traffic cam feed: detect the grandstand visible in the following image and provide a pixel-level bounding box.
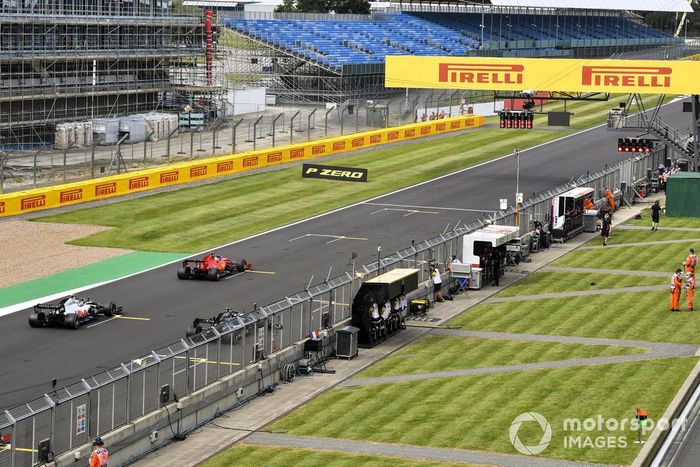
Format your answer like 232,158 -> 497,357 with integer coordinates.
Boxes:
0,0 -> 220,148
222,4 -> 684,103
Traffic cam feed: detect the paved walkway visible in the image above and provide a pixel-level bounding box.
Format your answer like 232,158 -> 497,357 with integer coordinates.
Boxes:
486,285 -> 668,303
542,266 -> 668,277
617,225 -> 700,232
341,329 -> 698,388
245,432 -> 610,467
579,239 -> 700,250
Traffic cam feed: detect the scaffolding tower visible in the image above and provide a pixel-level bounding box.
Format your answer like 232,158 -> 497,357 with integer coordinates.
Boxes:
0,0 -> 223,148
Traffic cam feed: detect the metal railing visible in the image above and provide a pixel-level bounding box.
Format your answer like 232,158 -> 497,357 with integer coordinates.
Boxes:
0,148 -> 664,467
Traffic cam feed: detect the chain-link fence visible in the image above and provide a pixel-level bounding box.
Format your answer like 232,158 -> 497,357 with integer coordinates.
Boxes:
0,148 -> 664,466
0,89 -> 496,194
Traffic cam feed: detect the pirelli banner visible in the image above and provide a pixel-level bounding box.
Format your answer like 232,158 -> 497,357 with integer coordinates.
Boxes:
385,57 -> 700,94
0,114 -> 484,217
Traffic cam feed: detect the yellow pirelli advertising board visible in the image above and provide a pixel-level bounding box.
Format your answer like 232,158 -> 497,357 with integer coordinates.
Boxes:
385,57 -> 700,94
0,114 -> 484,217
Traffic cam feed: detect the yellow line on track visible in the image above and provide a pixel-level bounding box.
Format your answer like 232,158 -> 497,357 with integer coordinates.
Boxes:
0,446 -> 37,453
114,315 -> 151,321
246,270 -> 276,275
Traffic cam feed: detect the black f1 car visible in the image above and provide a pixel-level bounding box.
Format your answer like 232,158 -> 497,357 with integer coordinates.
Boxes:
177,253 -> 251,281
29,296 -> 122,329
186,308 -> 242,337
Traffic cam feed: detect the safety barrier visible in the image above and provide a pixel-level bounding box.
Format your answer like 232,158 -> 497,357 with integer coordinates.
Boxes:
0,115 -> 485,218
0,148 -> 663,467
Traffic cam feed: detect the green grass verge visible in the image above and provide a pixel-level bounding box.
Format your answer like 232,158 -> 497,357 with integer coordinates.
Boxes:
200,444 -> 473,467
552,241 -> 697,273
497,271 -> 664,297
36,128 -> 568,252
627,208 -> 700,229
585,227 -> 700,246
357,335 -> 644,378
269,357 -> 696,465
448,290 -> 700,344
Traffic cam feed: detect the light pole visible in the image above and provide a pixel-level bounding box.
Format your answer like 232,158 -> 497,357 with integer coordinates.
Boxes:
377,244 -> 382,275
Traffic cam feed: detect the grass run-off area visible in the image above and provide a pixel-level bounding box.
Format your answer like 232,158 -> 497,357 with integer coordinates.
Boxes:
552,240 -> 698,273
357,335 -> 643,378
35,94 -> 668,253
496,271 -> 664,297
200,444 -> 473,467
585,227 -> 700,246
448,290 -> 700,344
269,357 -> 696,465
627,208 -> 700,229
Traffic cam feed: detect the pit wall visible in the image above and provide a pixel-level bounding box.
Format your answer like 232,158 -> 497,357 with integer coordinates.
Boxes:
0,115 -> 485,218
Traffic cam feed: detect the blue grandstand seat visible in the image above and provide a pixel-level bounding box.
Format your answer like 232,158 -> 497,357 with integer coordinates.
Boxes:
223,12 -> 675,70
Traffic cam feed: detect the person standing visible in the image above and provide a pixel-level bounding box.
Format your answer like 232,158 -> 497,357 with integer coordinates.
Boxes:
650,200 -> 662,231
605,189 -> 615,211
601,213 -> 612,246
491,249 -> 502,286
670,268 -> 683,312
90,437 -> 108,467
431,265 -> 444,302
684,248 -> 697,274
686,273 -> 695,312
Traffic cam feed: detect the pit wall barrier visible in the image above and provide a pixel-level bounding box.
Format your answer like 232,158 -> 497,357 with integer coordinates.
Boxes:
0,115 -> 485,218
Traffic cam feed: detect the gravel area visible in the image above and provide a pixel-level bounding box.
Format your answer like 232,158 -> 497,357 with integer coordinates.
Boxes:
0,220 -> 131,289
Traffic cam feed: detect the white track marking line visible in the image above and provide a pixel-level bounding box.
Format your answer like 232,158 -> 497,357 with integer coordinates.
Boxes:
369,207 -> 439,216
289,233 -> 368,243
366,202 -> 497,213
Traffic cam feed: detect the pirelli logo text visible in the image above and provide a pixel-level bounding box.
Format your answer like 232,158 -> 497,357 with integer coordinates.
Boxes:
388,131 -> 399,141
439,63 -> 524,85
0,201 -> 5,214
465,119 -> 475,127
436,123 -> 446,132
302,163 -> 368,183
190,166 -> 207,178
451,121 -> 461,129
312,145 -> 326,155
243,156 -> 258,168
60,189 -> 83,203
332,141 -> 346,151
160,171 -> 179,183
95,182 -> 117,197
290,149 -> 304,159
420,126 -> 431,135
370,134 -> 381,144
405,129 -> 416,137
581,66 -> 672,88
129,177 -> 149,190
352,138 -> 364,148
267,152 -> 282,163
217,161 -> 234,173
21,195 -> 46,211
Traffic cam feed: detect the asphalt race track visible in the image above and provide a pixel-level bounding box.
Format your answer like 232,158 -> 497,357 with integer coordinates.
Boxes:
0,99 -> 693,414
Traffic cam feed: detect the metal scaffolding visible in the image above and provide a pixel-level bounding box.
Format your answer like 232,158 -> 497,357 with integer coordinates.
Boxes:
0,0 -> 223,148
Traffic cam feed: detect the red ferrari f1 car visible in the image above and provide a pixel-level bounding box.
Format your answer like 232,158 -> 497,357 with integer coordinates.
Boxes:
177,253 -> 251,281
29,296 -> 122,329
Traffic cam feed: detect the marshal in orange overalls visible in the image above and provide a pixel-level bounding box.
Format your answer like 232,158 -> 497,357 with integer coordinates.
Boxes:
684,252 -> 697,274
687,274 -> 696,312
670,271 -> 682,311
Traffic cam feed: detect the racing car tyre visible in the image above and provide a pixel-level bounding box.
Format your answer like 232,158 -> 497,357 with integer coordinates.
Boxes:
64,314 -> 79,330
177,268 -> 188,280
28,313 -> 41,328
207,267 -> 220,281
105,302 -> 117,317
236,259 -> 248,273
